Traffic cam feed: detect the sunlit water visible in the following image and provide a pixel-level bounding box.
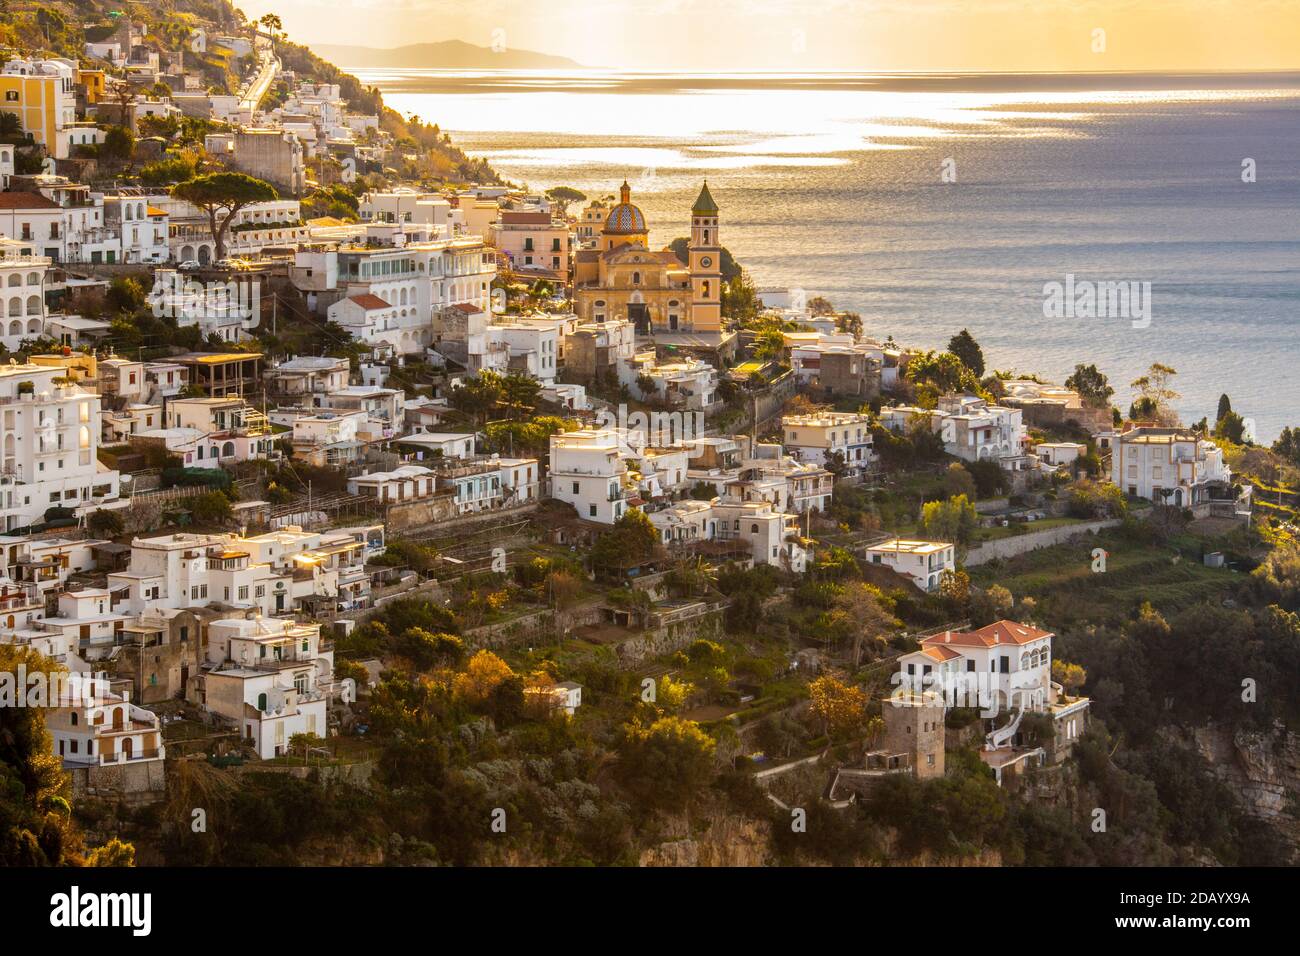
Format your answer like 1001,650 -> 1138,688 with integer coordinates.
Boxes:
358,70 -> 1300,441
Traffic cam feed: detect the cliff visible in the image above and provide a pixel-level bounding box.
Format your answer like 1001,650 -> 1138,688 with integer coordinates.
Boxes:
1191,723 -> 1300,863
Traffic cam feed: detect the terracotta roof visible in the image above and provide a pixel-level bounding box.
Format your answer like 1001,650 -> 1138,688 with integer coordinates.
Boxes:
0,192 -> 61,210
918,645 -> 963,662
500,211 -> 551,225
347,293 -> 391,310
974,620 -> 1053,646
919,620 -> 1052,649
447,302 -> 482,314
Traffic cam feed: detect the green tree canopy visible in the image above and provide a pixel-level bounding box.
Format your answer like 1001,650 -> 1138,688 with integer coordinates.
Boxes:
172,172 -> 279,260
947,329 -> 985,377
1065,363 -> 1114,407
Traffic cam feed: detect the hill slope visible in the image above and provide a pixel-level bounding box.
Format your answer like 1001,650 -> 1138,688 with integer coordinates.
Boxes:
315,39 -> 583,70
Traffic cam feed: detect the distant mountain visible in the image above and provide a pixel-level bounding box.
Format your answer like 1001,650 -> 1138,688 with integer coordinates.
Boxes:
314,39 -> 583,70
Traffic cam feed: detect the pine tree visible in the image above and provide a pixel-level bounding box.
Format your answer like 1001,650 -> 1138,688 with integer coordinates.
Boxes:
1216,393 -> 1232,423
947,329 -> 985,377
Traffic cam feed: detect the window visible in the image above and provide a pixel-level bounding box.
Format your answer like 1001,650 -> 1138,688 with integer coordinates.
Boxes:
589,504 -> 597,517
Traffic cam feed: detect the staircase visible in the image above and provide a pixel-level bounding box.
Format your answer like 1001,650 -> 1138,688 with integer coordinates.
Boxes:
986,707 -> 1024,750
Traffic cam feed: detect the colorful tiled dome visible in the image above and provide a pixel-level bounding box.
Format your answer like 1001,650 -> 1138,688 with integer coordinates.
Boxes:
603,181 -> 647,235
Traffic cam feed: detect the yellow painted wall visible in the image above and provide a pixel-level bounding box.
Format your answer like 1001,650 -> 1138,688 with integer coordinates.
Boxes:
0,76 -> 57,149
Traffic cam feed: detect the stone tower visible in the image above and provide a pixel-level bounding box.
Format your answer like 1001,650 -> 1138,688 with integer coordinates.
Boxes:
882,695 -> 946,780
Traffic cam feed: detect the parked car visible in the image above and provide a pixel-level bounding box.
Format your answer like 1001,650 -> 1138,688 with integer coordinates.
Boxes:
177,259 -> 201,270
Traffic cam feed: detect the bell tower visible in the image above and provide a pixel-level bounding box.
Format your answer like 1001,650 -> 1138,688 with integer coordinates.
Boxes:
688,181 -> 721,332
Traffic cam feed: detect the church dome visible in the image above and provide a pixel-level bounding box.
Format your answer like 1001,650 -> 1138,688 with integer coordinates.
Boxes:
603,181 -> 647,235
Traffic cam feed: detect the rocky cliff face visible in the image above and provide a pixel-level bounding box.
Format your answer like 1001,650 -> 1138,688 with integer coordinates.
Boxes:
1191,723 -> 1300,862
638,810 -> 771,867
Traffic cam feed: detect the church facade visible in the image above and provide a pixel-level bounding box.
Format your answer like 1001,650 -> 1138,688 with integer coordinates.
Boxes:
573,181 -> 723,336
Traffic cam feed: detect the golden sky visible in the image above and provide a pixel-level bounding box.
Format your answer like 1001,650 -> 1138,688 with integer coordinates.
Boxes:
237,0 -> 1300,71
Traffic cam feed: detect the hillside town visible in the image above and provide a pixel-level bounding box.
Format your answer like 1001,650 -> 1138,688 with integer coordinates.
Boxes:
0,1 -> 1297,876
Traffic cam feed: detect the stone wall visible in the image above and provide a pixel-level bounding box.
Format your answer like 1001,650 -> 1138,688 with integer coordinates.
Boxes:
612,608 -> 725,664
964,519 -> 1121,566
385,495 -> 458,531
69,760 -> 166,804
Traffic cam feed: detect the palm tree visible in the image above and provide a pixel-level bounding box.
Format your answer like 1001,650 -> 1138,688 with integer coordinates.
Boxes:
0,111 -> 28,146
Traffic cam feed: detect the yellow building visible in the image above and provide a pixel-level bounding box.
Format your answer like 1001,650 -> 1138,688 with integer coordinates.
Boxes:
77,69 -> 107,105
30,350 -> 98,383
574,181 -> 723,336
0,59 -> 79,159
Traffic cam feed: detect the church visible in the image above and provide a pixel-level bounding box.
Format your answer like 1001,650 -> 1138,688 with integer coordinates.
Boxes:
573,181 -> 724,339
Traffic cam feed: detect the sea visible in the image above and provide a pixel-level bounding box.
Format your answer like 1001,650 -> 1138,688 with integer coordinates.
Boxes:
354,69 -> 1300,441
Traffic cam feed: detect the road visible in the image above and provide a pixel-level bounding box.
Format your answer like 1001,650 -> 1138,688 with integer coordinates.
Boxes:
238,32 -> 280,113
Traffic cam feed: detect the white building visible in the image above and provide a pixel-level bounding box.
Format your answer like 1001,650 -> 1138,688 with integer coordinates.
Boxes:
620,352 -> 717,410
488,320 -> 560,384
898,620 -> 1055,715
297,235 -> 495,357
935,394 -> 1028,468
649,495 -> 808,572
201,617 -> 332,759
1035,441 -> 1086,469
550,429 -> 630,525
782,411 -> 874,475
0,244 -> 50,350
1110,426 -> 1230,507
0,363 -> 120,531
395,431 -> 476,461
49,673 -> 165,768
103,196 -> 169,264
863,538 -> 954,593
270,356 -> 351,396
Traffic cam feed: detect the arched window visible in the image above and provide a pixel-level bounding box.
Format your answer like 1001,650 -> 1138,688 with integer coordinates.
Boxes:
26,272 -> 40,286
702,280 -> 710,297
26,295 -> 40,314
6,275 -> 19,288
70,711 -> 77,725
222,441 -> 235,458
751,523 -> 759,533
79,425 -> 90,449
632,272 -> 641,285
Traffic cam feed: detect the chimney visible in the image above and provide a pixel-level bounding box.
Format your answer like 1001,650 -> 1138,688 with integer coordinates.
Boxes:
944,630 -> 951,643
